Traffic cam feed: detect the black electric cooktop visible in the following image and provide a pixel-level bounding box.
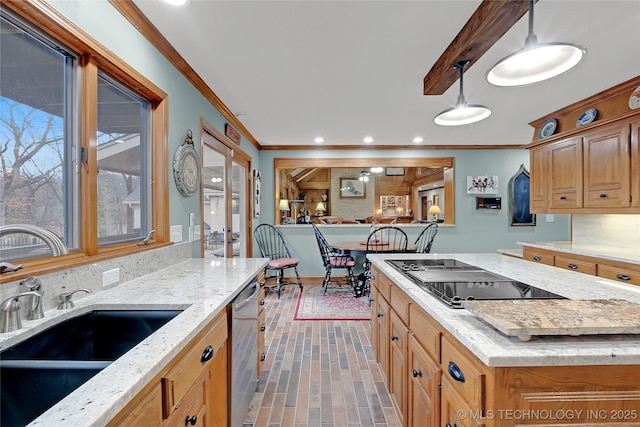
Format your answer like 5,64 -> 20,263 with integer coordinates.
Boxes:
386,259 -> 566,309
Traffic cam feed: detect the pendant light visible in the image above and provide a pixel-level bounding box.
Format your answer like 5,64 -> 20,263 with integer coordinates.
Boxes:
486,0 -> 586,87
434,60 -> 491,126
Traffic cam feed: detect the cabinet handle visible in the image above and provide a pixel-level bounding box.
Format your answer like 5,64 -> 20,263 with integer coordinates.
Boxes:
200,345 -> 214,363
260,352 -> 266,361
599,193 -> 607,198
261,324 -> 266,331
377,313 -> 384,317
185,415 -> 197,425
391,335 -> 398,341
568,264 -> 578,269
447,361 -> 465,382
260,299 -> 265,306
259,281 -> 266,288
617,274 -> 631,281
560,196 -> 566,200
533,256 -> 541,261
412,369 -> 422,378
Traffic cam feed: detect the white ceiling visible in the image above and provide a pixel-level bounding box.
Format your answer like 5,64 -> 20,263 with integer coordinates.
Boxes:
132,0 -> 640,147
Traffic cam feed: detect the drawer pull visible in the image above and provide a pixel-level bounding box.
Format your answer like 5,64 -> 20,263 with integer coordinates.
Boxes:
377,312 -> 384,318
568,263 -> 578,269
533,256 -> 541,261
617,274 -> 631,281
447,361 -> 465,383
599,193 -> 607,198
260,299 -> 265,306
391,335 -> 399,341
260,352 -> 266,361
200,345 -> 214,363
185,415 -> 198,425
412,369 -> 422,378
560,196 -> 566,200
260,324 -> 266,331
259,281 -> 266,288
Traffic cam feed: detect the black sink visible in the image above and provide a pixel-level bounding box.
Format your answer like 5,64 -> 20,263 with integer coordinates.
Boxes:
0,309 -> 182,426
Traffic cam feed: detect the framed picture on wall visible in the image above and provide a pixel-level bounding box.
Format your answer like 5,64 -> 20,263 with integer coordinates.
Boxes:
340,178 -> 366,198
253,169 -> 261,217
385,167 -> 405,176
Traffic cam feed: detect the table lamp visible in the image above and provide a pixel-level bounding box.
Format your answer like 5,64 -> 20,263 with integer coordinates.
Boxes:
315,202 -> 326,215
279,199 -> 290,223
428,205 -> 441,222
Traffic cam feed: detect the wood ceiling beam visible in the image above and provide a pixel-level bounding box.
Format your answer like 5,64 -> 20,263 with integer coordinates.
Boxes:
423,0 -> 536,95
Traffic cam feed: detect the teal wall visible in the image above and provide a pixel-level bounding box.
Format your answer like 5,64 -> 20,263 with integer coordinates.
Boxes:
48,0 -> 260,257
257,149 -> 570,277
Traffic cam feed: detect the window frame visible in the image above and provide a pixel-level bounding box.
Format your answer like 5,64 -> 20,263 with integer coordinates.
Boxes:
1,1 -> 169,283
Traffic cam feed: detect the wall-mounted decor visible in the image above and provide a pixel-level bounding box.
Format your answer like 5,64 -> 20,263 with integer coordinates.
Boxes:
225,123 -> 241,145
340,178 -> 366,198
173,129 -> 200,197
253,169 -> 261,217
385,167 -> 405,176
467,175 -> 498,194
508,164 -> 535,226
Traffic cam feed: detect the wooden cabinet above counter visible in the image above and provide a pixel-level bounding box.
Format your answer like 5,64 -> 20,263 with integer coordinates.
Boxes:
527,76 -> 640,214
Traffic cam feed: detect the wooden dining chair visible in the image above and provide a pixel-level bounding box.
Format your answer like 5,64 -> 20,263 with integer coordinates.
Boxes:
254,224 -> 303,298
414,223 -> 438,253
311,224 -> 357,294
360,226 -> 409,299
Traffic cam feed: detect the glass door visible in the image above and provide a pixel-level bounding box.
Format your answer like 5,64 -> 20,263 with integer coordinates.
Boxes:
201,127 -> 250,258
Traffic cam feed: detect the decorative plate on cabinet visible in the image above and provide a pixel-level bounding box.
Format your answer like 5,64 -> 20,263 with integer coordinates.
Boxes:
576,108 -> 598,127
629,86 -> 640,110
538,119 -> 557,139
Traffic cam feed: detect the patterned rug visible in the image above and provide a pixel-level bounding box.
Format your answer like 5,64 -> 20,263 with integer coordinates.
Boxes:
294,285 -> 370,321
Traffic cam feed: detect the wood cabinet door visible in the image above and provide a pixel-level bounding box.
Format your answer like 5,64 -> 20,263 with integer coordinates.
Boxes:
583,123 -> 630,207
376,294 -> 390,385
370,285 -> 379,354
389,310 -> 408,425
408,334 -> 441,427
529,145 -> 549,212
549,136 -> 583,209
441,376 -> 485,427
632,120 -> 640,207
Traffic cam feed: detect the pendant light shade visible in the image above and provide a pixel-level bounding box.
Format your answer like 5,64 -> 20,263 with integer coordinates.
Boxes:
434,60 -> 491,126
487,0 -> 586,87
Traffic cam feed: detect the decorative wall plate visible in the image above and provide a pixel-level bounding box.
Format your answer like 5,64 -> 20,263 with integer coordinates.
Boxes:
629,86 -> 640,110
538,119 -> 557,139
576,108 -> 598,127
173,129 -> 200,197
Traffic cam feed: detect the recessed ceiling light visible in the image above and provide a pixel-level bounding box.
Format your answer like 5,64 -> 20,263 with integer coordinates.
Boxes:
162,0 -> 189,5
162,0 -> 189,6
235,112 -> 248,119
413,137 -> 423,143
363,136 -> 374,143
314,137 -> 324,143
370,167 -> 384,173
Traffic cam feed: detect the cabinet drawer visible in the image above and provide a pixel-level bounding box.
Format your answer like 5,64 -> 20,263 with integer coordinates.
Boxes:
376,269 -> 393,302
441,336 -> 485,410
107,383 -> 163,427
162,309 -> 227,418
390,286 -> 411,325
165,369 -> 207,426
409,304 -> 441,363
555,255 -> 597,275
523,247 -> 555,266
598,264 -> 640,286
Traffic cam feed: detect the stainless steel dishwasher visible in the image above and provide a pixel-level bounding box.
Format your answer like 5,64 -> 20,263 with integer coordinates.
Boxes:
230,278 -> 259,427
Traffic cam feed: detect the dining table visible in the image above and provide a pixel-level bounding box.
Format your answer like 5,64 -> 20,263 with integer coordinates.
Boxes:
331,241 -> 417,256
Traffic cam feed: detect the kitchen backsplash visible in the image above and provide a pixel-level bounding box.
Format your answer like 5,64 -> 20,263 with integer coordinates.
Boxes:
572,214 -> 640,250
0,242 -> 192,315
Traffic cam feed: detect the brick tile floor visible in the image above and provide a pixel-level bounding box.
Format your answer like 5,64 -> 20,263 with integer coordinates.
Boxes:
244,285 -> 401,427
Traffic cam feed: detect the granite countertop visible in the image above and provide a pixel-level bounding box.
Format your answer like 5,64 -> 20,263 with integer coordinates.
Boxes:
0,257 -> 268,427
517,240 -> 640,266
368,253 -> 640,367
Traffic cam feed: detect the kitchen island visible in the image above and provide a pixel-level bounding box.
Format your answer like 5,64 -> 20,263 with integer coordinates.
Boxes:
0,257 -> 268,427
368,253 -> 640,426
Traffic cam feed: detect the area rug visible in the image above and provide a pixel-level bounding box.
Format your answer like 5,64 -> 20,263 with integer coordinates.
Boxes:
294,286 -> 370,321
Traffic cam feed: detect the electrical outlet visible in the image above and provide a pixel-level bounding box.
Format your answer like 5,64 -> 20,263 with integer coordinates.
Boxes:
103,268 -> 120,286
546,214 -> 555,223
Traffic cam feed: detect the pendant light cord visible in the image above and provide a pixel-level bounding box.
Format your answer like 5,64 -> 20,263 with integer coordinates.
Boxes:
524,0 -> 539,48
455,60 -> 469,107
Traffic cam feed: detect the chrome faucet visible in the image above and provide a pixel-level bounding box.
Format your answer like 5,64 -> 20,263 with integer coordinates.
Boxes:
57,288 -> 90,309
21,276 -> 44,320
0,291 -> 42,332
0,224 -> 69,266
